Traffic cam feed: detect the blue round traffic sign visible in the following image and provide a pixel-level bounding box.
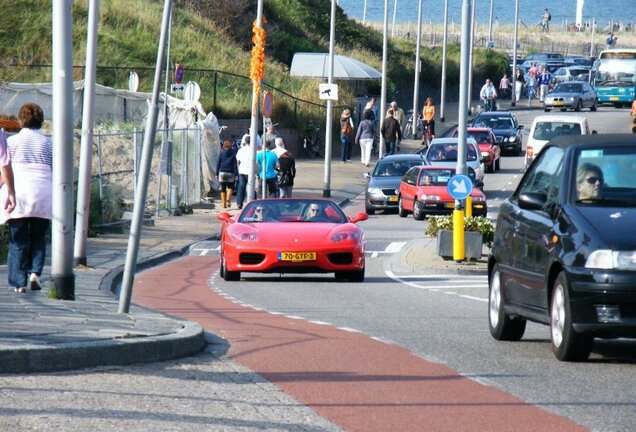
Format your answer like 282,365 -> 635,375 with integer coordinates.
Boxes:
174,64 -> 184,84
447,174 -> 473,200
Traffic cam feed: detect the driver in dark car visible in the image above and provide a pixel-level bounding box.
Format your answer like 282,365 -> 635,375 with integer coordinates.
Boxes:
576,162 -> 604,200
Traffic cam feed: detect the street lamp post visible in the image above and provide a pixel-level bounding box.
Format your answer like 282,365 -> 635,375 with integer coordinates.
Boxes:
440,0 -> 449,122
467,0 -> 476,114
511,0 -> 519,106
412,0 -> 423,135
392,0 -> 398,37
379,0 -> 389,158
488,0 -> 494,44
323,0 -> 337,198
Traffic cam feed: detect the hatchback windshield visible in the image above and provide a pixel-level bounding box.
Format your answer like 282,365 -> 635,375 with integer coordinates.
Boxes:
373,159 -> 422,177
533,122 -> 582,140
573,146 -> 636,205
427,143 -> 478,161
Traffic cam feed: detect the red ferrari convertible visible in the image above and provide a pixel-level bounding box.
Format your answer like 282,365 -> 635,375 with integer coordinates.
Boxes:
398,166 -> 487,220
217,199 -> 368,282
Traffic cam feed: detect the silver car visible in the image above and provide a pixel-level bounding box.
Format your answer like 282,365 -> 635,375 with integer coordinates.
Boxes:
417,137 -> 485,186
544,81 -> 598,112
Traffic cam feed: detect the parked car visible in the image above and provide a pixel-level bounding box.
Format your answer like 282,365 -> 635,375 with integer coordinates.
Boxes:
417,137 -> 485,186
471,111 -> 524,155
551,66 -> 591,84
488,134 -> 636,361
217,199 -> 367,282
452,127 -> 501,173
564,55 -> 594,68
544,81 -> 598,112
524,114 -> 595,169
522,52 -> 565,72
364,154 -> 428,215
398,166 -> 487,220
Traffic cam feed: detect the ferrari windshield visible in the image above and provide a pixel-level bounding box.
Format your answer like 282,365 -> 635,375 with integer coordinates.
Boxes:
239,199 -> 348,223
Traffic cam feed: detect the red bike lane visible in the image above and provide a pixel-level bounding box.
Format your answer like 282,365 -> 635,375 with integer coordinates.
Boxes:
132,256 -> 588,432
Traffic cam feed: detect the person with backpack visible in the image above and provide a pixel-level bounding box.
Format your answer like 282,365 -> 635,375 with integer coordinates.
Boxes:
340,108 -> 354,163
542,9 -> 551,32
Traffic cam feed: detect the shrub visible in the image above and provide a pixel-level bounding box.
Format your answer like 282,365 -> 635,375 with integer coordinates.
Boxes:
425,215 -> 495,248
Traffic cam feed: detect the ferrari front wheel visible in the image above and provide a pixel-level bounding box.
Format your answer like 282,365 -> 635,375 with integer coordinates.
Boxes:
221,253 -> 240,281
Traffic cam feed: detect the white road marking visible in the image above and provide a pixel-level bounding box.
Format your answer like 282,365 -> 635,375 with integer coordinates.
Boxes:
386,269 -> 488,302
369,241 -> 407,257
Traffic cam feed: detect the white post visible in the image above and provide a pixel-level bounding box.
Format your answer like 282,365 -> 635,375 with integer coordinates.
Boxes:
323,0 -> 337,197
391,0 -> 398,37
440,0 -> 449,122
379,0 -> 389,158
412,0 -> 423,134
247,0 -> 264,203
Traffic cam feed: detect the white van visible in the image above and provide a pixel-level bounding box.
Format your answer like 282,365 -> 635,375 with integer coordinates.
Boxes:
524,115 -> 595,169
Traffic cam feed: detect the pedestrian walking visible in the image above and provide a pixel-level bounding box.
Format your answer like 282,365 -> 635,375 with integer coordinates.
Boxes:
276,150 -> 296,198
0,103 -> 52,294
355,109 -> 376,167
541,8 -> 551,32
235,136 -> 252,209
263,124 -> 278,150
380,109 -> 402,156
339,108 -> 354,163
514,68 -> 526,102
216,140 -> 238,209
390,101 -> 405,151
499,73 -> 511,100
256,142 -> 280,198
538,66 -> 551,102
272,137 -> 287,158
526,73 -> 537,105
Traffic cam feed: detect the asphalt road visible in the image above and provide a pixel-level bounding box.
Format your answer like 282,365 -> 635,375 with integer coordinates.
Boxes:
212,105 -> 636,432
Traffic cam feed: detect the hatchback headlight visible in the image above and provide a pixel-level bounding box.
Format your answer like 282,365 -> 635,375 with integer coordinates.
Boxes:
421,195 -> 440,201
586,250 -> 636,270
367,187 -> 383,196
481,151 -> 490,158
508,135 -> 517,143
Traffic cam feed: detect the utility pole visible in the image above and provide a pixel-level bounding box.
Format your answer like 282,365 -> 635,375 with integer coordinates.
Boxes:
379,0 -> 390,158
247,0 -> 264,204
511,0 -> 519,106
412,0 -> 423,135
323,0 -> 336,198
440,0 -> 449,122
467,0 -> 476,115
118,0 -> 173,314
74,0 -> 100,268
51,0 -> 75,300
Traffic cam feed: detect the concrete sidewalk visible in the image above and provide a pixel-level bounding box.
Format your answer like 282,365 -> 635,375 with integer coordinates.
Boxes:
0,116 -> 491,374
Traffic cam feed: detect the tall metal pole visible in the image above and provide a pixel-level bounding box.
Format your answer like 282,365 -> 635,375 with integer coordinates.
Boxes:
488,0 -> 494,43
51,0 -> 75,300
379,0 -> 390,158
363,0 -> 367,24
323,0 -> 336,198
247,0 -> 264,203
73,0 -> 100,268
391,0 -> 398,37
467,0 -> 476,114
590,17 -> 595,57
511,0 -> 519,106
412,0 -> 423,135
440,0 -> 449,122
118,0 -> 173,314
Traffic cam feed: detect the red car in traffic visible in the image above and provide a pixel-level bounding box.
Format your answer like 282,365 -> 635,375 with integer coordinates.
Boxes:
217,199 -> 368,282
453,127 -> 501,173
398,166 -> 487,220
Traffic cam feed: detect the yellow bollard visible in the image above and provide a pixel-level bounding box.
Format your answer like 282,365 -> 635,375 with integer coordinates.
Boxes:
465,196 -> 472,218
453,208 -> 465,262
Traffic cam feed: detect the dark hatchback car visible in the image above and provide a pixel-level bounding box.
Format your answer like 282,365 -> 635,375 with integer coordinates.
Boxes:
471,111 -> 524,155
488,135 -> 636,362
364,154 -> 427,214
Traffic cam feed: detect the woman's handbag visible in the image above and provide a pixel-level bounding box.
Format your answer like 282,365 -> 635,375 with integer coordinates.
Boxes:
276,169 -> 292,187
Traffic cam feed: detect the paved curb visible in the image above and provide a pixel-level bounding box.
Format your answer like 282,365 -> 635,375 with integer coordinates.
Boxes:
0,319 -> 205,374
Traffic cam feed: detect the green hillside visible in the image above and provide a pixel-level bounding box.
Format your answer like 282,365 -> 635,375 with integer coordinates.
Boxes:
0,0 -> 507,125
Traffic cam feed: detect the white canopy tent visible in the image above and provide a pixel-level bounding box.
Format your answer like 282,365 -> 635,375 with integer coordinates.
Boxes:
290,53 -> 382,80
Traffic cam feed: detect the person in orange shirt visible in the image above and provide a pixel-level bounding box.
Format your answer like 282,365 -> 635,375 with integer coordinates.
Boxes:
421,97 -> 436,145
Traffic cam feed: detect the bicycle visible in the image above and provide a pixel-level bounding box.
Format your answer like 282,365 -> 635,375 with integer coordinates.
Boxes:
402,109 -> 423,140
302,123 -> 321,159
420,121 -> 433,149
481,97 -> 496,112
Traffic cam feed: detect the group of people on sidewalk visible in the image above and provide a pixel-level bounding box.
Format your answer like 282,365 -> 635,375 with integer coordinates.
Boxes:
340,97 -> 436,167
511,63 -> 552,105
214,125 -> 297,210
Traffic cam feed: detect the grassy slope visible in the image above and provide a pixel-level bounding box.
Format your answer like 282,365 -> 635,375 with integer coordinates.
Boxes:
0,0 -> 507,123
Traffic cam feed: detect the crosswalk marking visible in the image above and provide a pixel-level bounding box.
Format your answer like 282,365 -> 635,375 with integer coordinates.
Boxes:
369,241 -> 407,257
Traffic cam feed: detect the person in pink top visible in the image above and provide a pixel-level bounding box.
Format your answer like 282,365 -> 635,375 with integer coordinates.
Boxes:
1,103 -> 52,293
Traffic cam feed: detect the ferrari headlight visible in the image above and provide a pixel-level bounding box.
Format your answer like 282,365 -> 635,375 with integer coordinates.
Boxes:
586,250 -> 636,270
231,232 -> 259,242
332,231 -> 361,242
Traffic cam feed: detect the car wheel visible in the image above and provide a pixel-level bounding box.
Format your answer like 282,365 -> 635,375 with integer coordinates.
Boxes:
221,254 -> 240,281
550,272 -> 593,361
488,264 -> 526,341
365,205 -> 375,215
398,196 -> 408,218
413,200 -> 425,220
495,157 -> 501,171
590,99 -> 598,112
517,144 -> 523,156
575,100 -> 582,112
544,108 -> 551,112
219,250 -> 226,278
560,108 -> 567,112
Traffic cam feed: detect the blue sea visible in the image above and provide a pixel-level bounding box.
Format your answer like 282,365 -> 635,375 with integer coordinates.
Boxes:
338,0 -> 636,26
